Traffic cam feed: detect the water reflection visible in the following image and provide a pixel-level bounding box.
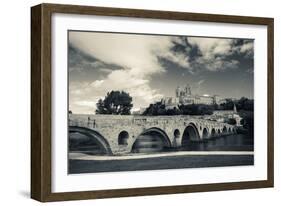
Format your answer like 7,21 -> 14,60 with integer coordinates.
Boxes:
178,134 -> 254,152
70,131 -> 254,156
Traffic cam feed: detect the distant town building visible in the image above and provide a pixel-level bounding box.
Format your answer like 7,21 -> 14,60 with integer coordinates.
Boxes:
209,104 -> 242,126
161,84 -> 220,108
161,97 -> 179,110
217,99 -> 227,105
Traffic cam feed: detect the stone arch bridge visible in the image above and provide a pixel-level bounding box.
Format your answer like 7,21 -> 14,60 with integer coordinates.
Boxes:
69,114 -> 236,155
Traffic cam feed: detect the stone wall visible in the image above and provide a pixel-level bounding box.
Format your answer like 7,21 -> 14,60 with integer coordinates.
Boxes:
69,114 -> 236,154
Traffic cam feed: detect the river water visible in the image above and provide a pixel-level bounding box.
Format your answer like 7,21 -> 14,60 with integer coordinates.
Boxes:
69,134 -> 254,174
178,134 -> 253,152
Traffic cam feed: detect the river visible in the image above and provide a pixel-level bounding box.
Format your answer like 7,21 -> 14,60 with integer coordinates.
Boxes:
68,134 -> 254,174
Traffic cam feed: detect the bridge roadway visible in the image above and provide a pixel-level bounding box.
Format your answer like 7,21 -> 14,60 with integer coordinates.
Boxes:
69,114 -> 236,155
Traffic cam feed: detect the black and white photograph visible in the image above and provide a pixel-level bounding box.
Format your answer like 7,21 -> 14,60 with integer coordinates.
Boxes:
68,31 -> 254,174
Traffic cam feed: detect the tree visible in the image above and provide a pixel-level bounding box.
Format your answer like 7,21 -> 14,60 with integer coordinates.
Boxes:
240,111 -> 254,137
95,91 -> 133,115
143,102 -> 214,116
219,97 -> 254,112
178,104 -> 214,115
219,98 -> 234,110
96,99 -> 106,114
142,102 -> 165,116
166,107 -> 181,115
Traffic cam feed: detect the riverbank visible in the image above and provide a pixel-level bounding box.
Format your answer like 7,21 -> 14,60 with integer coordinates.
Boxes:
69,151 -> 254,161
69,153 -> 254,174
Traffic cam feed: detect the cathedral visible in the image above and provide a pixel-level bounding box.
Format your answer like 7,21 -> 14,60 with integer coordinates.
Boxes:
161,84 -> 219,108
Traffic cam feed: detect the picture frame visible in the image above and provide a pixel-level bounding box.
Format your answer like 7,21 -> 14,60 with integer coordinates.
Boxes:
31,3 -> 274,202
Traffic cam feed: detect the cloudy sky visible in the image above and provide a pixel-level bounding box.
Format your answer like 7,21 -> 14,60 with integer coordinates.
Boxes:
68,31 -> 254,114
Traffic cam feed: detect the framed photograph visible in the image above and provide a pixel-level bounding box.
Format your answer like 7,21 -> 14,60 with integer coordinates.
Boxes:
31,3 -> 274,202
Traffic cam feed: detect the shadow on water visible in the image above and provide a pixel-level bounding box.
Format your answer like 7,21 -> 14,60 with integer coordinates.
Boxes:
177,134 -> 254,152
69,132 -> 254,156
130,133 -> 254,154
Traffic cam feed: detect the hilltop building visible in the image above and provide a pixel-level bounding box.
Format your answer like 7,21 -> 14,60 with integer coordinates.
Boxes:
208,104 -> 242,126
161,84 -> 220,109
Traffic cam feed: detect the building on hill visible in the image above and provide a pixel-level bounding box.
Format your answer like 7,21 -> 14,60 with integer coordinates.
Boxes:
161,84 -> 220,108
207,104 -> 242,126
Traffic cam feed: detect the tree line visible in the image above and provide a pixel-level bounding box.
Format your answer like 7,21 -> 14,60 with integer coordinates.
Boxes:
94,90 -> 253,116
142,97 -> 253,116
219,97 -> 254,111
142,103 -> 215,116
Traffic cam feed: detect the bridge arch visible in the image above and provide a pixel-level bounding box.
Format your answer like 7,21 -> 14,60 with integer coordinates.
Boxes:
118,131 -> 129,145
228,128 -> 231,133
218,129 -> 221,135
211,128 -> 216,137
174,129 -> 180,139
69,126 -> 112,155
131,127 -> 172,153
222,126 -> 227,134
181,123 -> 200,146
202,128 -> 209,139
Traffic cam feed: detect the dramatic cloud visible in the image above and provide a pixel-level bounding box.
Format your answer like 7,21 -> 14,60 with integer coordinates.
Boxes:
68,32 -> 254,114
69,70 -> 164,113
161,51 -> 190,69
91,70 -> 164,105
188,38 -> 234,57
160,37 -> 252,72
69,32 -> 193,113
185,37 -> 241,71
235,41 -> 254,58
69,32 -> 192,77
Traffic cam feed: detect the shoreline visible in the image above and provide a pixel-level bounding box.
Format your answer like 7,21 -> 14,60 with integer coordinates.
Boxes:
69,151 -> 254,161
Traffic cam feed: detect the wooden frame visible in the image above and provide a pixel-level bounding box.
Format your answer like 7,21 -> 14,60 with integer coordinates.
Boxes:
31,3 -> 274,202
